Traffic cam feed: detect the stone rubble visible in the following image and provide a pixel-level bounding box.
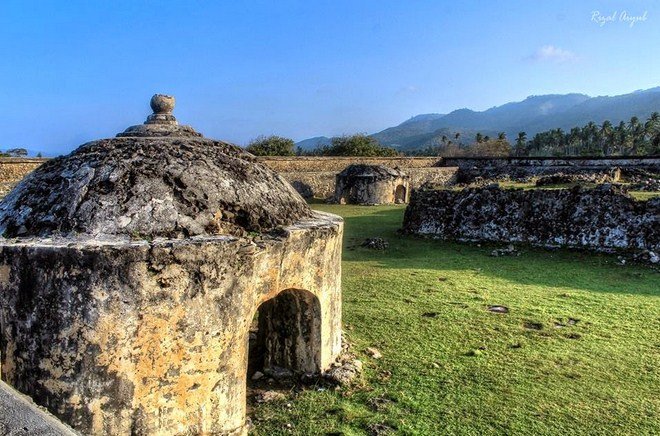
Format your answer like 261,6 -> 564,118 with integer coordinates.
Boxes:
366,347 -> 383,359
361,237 -> 389,250
490,244 -> 520,257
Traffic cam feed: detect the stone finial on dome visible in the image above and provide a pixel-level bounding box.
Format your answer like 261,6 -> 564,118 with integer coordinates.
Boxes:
150,94 -> 175,114
146,94 -> 177,125
117,94 -> 202,137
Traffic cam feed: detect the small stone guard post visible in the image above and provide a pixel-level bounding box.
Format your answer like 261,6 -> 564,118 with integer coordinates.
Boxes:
0,95 -> 343,435
334,164 -> 410,204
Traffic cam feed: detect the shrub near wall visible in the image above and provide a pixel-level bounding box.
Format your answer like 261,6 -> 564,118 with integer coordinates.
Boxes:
402,184 -> 659,253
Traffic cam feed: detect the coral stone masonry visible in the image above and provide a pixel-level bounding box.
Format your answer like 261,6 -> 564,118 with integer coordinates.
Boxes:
333,164 -> 410,205
402,184 -> 659,254
0,96 -> 344,435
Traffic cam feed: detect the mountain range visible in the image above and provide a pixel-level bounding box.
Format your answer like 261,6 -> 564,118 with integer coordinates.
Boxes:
296,87 -> 660,152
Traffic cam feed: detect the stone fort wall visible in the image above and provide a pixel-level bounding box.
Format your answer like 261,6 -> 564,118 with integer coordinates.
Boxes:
259,156 -> 442,172
277,167 -> 457,199
441,156 -> 660,184
0,157 -> 459,200
403,184 -> 659,253
259,157 -> 456,198
441,156 -> 660,169
2,156 -> 658,200
0,158 -> 46,198
0,158 -> 45,183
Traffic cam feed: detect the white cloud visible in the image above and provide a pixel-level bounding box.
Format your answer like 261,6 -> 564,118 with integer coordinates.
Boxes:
528,45 -> 578,63
396,85 -> 419,96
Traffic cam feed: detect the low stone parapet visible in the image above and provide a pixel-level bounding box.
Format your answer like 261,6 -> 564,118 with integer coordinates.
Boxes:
402,184 -> 659,253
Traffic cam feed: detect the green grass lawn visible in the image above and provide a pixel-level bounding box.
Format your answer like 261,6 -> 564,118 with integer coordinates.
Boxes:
250,204 -> 659,435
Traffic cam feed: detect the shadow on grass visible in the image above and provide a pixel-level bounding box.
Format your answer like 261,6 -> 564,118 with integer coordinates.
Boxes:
320,205 -> 658,297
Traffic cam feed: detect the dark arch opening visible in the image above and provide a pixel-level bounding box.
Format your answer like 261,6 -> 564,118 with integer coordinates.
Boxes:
395,184 -> 407,203
247,289 -> 322,379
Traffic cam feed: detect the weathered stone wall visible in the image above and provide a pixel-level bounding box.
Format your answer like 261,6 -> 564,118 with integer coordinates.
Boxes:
407,167 -> 458,188
334,176 -> 409,205
0,158 -> 45,183
0,158 -> 46,198
6,156 -> 654,200
3,156 -> 658,183
0,98 -> 347,436
0,212 -> 343,435
258,156 -> 442,172
442,156 -> 660,184
0,157 -> 456,201
403,185 -> 659,253
259,157 -> 454,199
278,171 -> 337,199
441,156 -> 660,169
333,164 -> 410,205
278,167 -> 457,199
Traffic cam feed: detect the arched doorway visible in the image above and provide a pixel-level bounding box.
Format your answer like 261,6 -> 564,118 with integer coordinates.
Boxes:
248,289 -> 322,379
395,184 -> 407,203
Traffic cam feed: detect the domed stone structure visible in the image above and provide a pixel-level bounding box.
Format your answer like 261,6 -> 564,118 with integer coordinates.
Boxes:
0,96 -> 343,435
333,164 -> 410,205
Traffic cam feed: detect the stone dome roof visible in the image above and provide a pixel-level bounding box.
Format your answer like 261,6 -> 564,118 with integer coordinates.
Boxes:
337,164 -> 407,180
0,95 -> 312,239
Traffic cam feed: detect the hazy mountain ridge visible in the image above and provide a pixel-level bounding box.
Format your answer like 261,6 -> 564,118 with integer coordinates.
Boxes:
399,113 -> 445,126
295,136 -> 332,151
380,127 -> 498,150
522,89 -> 660,135
295,87 -> 660,152
368,88 -> 659,151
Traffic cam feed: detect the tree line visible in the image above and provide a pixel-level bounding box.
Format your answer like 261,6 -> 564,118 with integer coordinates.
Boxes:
409,113 -> 660,157
0,148 -> 32,157
517,113 -> 659,156
246,134 -> 398,157
406,132 -> 512,157
245,112 -> 660,157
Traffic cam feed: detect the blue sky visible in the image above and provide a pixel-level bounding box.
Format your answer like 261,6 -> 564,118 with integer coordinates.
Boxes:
0,0 -> 658,155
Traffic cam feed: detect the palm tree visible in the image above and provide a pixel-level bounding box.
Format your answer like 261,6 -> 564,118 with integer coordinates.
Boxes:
453,132 -> 461,146
525,113 -> 660,157
515,132 -> 527,156
564,127 -> 580,155
629,116 -> 645,155
646,112 -> 660,126
580,122 -> 597,154
497,132 -> 506,140
644,112 -> 660,154
600,120 -> 613,155
614,121 -> 629,154
475,133 -> 483,143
